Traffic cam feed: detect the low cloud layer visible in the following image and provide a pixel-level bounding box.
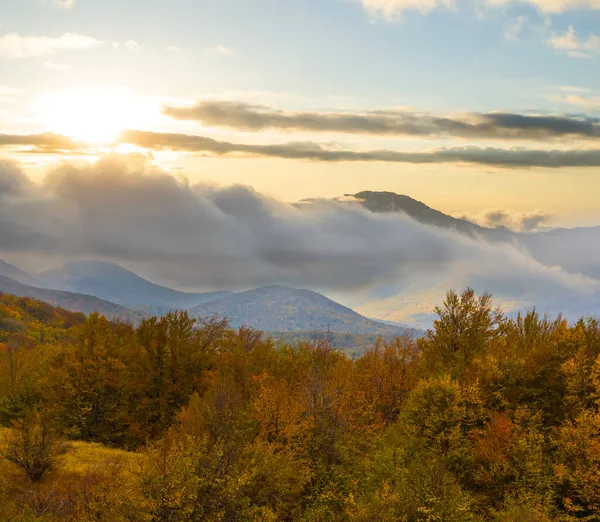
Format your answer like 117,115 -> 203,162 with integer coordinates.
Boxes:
1,156 -> 598,324
163,100 -> 600,141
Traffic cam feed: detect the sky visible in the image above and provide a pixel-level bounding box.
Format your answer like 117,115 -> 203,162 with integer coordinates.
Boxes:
1,0 -> 600,226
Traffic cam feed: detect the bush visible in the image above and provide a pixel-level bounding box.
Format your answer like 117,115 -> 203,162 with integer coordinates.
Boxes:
1,410 -> 70,482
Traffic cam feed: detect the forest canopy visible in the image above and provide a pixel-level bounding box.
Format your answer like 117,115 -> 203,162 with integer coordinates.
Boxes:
1,288 -> 600,521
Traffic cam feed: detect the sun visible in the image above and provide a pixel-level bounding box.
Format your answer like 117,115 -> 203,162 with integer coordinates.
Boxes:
36,88 -> 154,145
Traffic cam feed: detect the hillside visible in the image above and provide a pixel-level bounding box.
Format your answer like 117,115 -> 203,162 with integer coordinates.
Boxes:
188,284 -> 408,335
0,275 -> 143,323
0,259 -> 44,287
351,191 -> 513,241
39,260 -> 233,309
350,191 -> 600,284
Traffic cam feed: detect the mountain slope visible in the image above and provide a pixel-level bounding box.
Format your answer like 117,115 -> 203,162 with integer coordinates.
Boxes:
351,191 -> 514,240
351,191 -> 600,282
0,259 -> 44,287
39,260 -> 233,309
0,275 -> 143,323
188,285 -> 409,335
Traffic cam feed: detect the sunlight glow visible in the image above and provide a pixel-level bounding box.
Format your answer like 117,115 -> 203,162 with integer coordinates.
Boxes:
35,88 -> 157,144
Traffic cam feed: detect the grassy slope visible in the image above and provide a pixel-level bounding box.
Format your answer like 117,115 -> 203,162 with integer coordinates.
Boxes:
0,427 -> 141,478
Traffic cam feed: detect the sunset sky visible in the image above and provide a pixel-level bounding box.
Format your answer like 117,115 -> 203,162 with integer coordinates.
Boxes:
2,0 -> 600,226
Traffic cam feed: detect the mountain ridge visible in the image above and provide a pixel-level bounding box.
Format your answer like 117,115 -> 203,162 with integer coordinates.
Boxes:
0,259 -> 44,287
188,284 -> 410,335
40,260 -> 233,309
0,274 -> 144,323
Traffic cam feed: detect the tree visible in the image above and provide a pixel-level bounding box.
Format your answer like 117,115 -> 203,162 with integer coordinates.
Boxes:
425,288 -> 502,376
553,409 -> 600,518
1,409 -> 69,482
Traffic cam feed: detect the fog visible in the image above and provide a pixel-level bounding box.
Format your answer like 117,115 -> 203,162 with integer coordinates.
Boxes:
1,155 -> 599,325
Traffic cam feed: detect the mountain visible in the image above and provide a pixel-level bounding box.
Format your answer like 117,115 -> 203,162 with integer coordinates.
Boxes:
341,191 -> 600,327
188,285 -> 409,335
519,226 -> 600,281
0,275 -> 143,323
352,191 -> 481,234
0,259 -> 44,287
351,191 -> 600,282
351,191 -> 513,240
39,260 -> 233,309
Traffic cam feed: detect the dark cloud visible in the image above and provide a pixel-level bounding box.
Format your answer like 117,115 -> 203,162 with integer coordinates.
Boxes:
163,100 -> 600,140
122,130 -> 600,168
4,131 -> 600,168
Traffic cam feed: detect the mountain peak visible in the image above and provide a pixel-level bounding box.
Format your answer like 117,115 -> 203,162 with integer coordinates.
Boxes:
350,190 -> 488,237
189,285 -> 406,335
60,259 -> 136,275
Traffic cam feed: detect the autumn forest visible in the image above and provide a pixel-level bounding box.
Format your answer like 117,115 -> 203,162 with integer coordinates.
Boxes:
1,288 -> 600,521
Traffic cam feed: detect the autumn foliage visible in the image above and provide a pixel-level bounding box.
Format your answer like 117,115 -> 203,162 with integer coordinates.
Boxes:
1,288 -> 600,520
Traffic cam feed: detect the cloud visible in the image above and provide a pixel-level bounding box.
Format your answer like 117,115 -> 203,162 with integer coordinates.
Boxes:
120,129 -> 600,167
0,160 -> 31,197
549,93 -> 600,109
504,16 -> 526,41
1,156 -> 598,315
0,33 -> 100,59
205,45 -> 233,55
53,0 -> 76,9
43,60 -> 71,71
166,45 -> 181,53
559,86 -> 592,93
351,0 -> 454,19
162,100 -> 600,140
0,133 -> 81,152
124,40 -> 142,51
352,0 -> 600,19
514,0 -> 600,13
478,209 -> 553,231
548,26 -> 600,58
4,130 -> 600,168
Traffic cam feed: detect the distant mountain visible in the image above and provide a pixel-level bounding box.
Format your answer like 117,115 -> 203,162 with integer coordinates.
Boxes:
188,285 -> 409,335
351,191 -> 513,240
39,260 -> 233,309
351,191 -> 600,282
520,226 -> 600,281
0,275 -> 143,323
0,259 -> 44,287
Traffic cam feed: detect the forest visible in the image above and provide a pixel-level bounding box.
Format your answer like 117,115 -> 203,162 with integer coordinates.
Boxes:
0,288 -> 599,521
